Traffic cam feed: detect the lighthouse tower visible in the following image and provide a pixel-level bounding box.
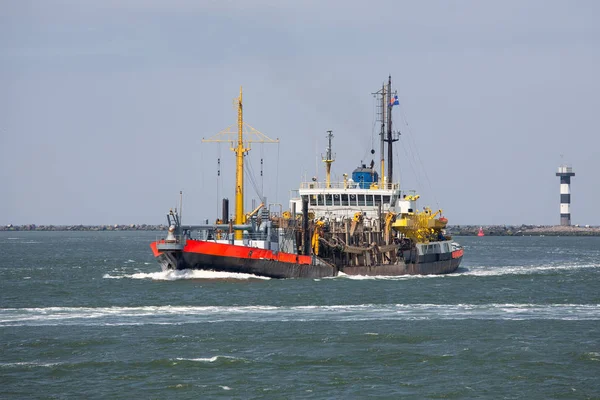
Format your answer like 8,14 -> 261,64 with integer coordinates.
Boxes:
555,165 -> 575,226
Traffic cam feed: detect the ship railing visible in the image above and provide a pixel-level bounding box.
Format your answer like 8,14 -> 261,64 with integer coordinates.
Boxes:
155,234 -> 186,251
297,181 -> 400,190
193,232 -> 271,242
155,234 -> 187,244
155,229 -> 271,243
557,165 -> 573,173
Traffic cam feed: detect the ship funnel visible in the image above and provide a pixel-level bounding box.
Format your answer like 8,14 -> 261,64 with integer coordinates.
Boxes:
222,198 -> 229,223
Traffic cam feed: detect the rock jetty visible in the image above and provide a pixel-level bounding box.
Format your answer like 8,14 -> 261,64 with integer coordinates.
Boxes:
446,225 -> 600,236
1,224 -> 167,232
2,224 -> 599,236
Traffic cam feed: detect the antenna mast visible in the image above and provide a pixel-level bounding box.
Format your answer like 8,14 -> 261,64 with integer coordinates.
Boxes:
322,130 -> 335,188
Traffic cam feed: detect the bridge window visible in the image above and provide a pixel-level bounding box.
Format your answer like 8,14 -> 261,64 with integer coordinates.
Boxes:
333,194 -> 341,206
357,194 -> 366,206
366,195 -> 374,206
383,195 -> 390,204
317,195 -> 324,206
325,194 -> 333,206
341,194 -> 349,206
310,195 -> 317,206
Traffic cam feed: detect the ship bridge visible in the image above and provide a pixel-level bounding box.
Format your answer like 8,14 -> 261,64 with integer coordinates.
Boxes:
290,179 -> 415,221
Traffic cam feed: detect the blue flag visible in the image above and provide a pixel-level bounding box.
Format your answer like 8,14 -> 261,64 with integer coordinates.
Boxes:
390,95 -> 399,107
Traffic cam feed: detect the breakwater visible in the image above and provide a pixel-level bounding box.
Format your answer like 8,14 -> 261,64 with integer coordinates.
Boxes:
446,225 -> 600,236
2,224 -> 600,236
1,224 -> 167,232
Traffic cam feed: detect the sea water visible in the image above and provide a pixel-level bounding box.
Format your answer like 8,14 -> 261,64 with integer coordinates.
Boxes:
1,231 -> 599,399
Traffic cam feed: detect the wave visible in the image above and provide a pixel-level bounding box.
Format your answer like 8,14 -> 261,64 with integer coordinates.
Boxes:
174,356 -> 243,363
101,262 -> 599,282
0,356 -> 244,369
457,263 -> 600,277
337,263 -> 600,280
176,356 -> 220,363
103,269 -> 270,281
0,361 -> 62,368
1,303 -> 598,326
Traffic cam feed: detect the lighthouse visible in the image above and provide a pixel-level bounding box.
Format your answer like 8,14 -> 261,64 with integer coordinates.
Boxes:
555,165 -> 575,226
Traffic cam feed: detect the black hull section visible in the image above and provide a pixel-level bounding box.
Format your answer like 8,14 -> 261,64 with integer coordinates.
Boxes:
156,251 -> 337,279
156,251 -> 462,279
341,256 -> 462,276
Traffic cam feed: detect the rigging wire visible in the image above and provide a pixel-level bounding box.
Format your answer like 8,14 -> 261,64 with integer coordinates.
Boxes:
260,142 -> 264,196
394,136 -> 403,190
362,95 -> 380,165
397,103 -> 440,210
216,142 -> 222,219
244,154 -> 266,205
276,142 -> 280,204
199,140 -> 205,211
399,136 -> 424,195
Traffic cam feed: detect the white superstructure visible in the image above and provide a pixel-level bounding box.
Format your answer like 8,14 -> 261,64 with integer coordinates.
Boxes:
289,180 -> 418,221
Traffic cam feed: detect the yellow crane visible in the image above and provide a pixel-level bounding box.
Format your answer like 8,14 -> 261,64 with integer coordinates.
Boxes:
311,220 -> 325,256
202,87 -> 278,239
391,195 -> 447,243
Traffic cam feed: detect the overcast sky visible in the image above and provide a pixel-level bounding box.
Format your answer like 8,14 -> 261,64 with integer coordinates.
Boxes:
1,0 -> 599,226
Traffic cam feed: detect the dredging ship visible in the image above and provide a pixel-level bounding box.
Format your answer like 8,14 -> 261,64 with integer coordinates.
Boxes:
150,77 -> 463,278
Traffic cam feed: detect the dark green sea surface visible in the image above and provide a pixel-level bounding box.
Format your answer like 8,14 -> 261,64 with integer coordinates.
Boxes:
1,232 -> 599,399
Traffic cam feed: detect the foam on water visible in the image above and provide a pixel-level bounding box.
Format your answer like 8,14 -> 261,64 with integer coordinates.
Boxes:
338,262 -> 600,280
338,273 -> 440,281
176,356 -> 219,362
103,269 -> 270,281
2,303 -> 598,326
174,356 -> 241,363
0,361 -> 62,368
457,263 -> 600,277
102,261 -> 599,282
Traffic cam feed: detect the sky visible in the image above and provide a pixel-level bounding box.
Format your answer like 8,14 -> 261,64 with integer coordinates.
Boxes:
1,0 -> 599,226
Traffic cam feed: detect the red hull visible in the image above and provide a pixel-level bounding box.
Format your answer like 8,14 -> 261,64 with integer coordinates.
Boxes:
152,239 -> 336,279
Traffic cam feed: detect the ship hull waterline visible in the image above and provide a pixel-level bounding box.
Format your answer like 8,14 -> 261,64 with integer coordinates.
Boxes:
151,240 -> 462,279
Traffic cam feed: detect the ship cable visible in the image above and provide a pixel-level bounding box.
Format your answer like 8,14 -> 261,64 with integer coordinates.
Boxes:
244,156 -> 266,205
397,102 -> 440,210
275,142 -> 280,204
260,142 -> 265,197
363,94 -> 378,164
217,142 -> 223,218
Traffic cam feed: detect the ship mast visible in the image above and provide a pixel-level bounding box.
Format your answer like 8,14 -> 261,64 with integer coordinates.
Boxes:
322,130 -> 335,188
372,76 -> 400,188
380,84 -> 386,187
372,84 -> 387,187
202,87 -> 279,241
235,87 -> 245,238
385,75 -> 399,187
386,76 -> 393,186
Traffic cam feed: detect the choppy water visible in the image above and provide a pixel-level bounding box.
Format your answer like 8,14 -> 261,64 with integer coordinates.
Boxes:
1,232 -> 599,399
